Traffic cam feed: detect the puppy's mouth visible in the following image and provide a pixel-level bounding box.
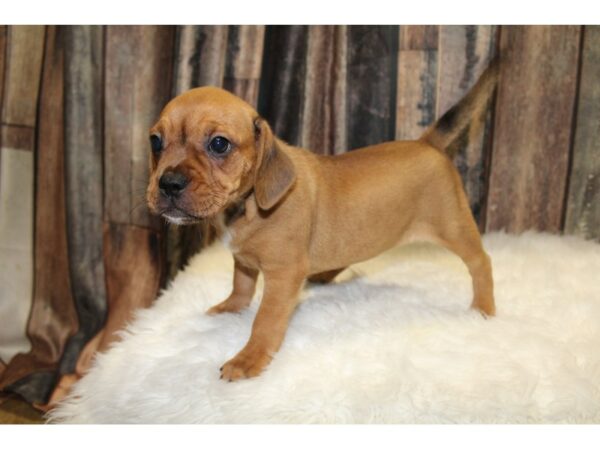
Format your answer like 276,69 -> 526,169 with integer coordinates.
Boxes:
160,206 -> 202,225
157,196 -> 226,224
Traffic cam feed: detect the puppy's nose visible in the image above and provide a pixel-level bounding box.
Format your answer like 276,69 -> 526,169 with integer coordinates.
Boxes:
159,171 -> 189,198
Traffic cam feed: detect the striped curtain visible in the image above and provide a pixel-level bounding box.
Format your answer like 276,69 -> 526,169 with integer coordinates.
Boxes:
0,25 -> 598,408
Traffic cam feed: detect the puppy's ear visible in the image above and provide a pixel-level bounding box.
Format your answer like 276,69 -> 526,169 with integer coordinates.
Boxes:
253,117 -> 296,210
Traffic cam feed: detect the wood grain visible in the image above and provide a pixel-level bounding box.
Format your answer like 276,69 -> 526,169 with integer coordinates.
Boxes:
1,26 -> 45,127
258,25 -> 309,147
224,26 -> 265,106
62,25 -> 107,367
396,26 -> 439,140
173,25 -> 228,95
400,25 -> 439,50
347,25 -> 398,150
564,26 -> 600,241
301,25 -> 347,155
436,26 -> 496,116
486,26 -> 581,233
437,26 -> 497,226
104,26 -> 175,228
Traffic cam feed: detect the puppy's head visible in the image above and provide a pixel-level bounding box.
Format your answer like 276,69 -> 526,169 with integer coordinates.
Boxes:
146,87 -> 296,224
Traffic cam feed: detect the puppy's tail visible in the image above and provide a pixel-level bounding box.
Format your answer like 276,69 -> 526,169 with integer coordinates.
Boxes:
420,57 -> 499,158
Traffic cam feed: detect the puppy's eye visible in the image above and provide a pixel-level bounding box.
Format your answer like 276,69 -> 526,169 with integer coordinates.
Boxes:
150,134 -> 163,154
208,136 -> 231,155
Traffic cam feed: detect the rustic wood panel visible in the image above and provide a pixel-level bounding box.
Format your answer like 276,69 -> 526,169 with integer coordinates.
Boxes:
396,25 -> 438,140
301,25 -> 347,155
564,26 -> 600,241
223,25 -> 265,106
105,26 -> 175,228
258,25 -> 309,146
173,25 -> 228,95
400,25 -> 439,51
436,26 -> 496,116
1,26 -> 45,127
437,25 -> 497,226
486,26 -> 581,233
347,25 -> 398,150
62,25 -> 107,368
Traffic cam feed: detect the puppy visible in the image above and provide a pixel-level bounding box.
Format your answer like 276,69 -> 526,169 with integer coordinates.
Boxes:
147,60 -> 498,381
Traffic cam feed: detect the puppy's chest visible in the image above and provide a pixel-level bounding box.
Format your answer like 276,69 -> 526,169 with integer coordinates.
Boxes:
219,209 -> 264,269
220,228 -> 237,253
220,228 -> 261,269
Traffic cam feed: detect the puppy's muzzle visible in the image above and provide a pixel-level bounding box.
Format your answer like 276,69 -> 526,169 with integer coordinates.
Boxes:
159,171 -> 189,199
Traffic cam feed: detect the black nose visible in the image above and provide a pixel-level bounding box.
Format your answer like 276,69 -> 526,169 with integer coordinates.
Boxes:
159,171 -> 189,198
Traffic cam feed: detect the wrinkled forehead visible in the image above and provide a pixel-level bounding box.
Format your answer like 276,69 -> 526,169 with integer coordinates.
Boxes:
154,89 -> 256,141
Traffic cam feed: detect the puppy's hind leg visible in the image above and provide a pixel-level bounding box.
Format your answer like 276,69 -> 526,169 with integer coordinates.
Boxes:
433,206 -> 495,317
207,258 -> 258,315
439,226 -> 495,317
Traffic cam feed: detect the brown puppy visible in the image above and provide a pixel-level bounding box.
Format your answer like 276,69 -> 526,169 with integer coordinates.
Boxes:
147,61 -> 498,381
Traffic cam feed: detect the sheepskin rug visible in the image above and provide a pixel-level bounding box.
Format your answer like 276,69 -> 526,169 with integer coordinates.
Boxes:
48,232 -> 600,424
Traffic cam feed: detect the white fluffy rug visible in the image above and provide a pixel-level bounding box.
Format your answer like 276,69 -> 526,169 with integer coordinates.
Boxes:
48,232 -> 600,424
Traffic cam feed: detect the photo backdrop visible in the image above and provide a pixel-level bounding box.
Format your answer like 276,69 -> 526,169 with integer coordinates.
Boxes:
0,25 -> 598,406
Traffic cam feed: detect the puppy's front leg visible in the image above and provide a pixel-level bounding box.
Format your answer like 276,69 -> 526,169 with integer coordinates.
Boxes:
207,258 -> 258,315
220,268 -> 305,381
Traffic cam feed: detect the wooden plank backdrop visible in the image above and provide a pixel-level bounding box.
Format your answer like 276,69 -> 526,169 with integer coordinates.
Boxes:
301,25 -> 347,154
0,25 -> 598,407
347,26 -> 398,151
396,25 -> 439,141
486,26 -> 581,233
259,25 -> 309,146
564,26 -> 600,240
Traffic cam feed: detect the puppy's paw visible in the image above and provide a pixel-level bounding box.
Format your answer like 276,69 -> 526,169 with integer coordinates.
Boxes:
471,299 -> 496,318
220,349 -> 272,381
206,295 -> 250,315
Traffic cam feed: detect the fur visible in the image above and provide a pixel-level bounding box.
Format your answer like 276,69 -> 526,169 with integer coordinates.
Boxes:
48,232 -> 600,424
